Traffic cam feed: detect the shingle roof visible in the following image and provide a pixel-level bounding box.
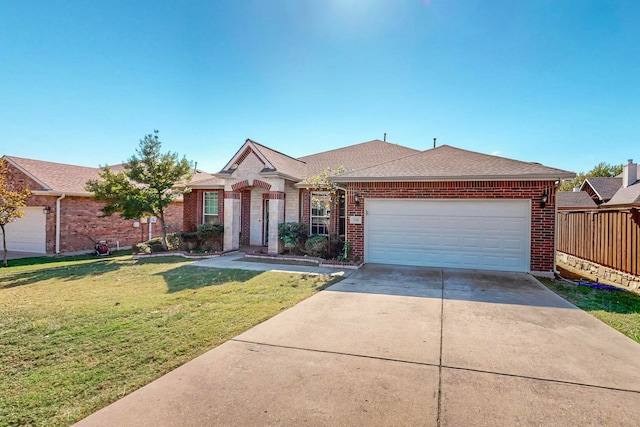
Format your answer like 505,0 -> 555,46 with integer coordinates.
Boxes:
4,155 -> 204,195
4,155 -> 103,194
604,182 -> 640,206
297,139 -> 420,179
580,177 -> 622,201
332,145 -> 575,182
251,141 -> 307,178
179,169 -> 224,188
556,191 -> 598,209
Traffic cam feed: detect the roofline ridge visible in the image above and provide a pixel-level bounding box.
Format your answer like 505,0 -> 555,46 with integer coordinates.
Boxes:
250,140 -> 306,165
297,139 -> 418,161
337,149 -> 427,175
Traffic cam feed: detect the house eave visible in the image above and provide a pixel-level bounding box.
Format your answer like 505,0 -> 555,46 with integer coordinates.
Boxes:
31,190 -> 91,197
258,171 -> 303,182
331,174 -> 575,183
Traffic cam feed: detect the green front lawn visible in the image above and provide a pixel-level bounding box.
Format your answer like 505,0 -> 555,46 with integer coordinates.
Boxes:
0,254 -> 339,426
540,278 -> 640,344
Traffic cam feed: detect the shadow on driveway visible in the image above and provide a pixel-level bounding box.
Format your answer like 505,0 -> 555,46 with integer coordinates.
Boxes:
328,263 -> 576,309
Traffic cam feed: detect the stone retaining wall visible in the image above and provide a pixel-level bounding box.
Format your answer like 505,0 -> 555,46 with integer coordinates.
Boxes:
556,251 -> 640,292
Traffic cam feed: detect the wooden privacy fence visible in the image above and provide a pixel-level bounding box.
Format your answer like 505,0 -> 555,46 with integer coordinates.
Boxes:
557,209 -> 640,276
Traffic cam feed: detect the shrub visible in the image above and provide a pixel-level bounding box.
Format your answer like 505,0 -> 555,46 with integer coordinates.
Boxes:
327,234 -> 345,259
278,222 -> 308,254
305,234 -> 328,258
166,233 -> 181,251
147,237 -> 165,253
181,231 -> 199,251
133,242 -> 151,254
196,223 -> 224,252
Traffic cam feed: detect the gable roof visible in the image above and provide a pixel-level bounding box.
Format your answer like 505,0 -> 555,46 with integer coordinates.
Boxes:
556,191 -> 598,210
332,145 -> 575,182
3,155 -> 104,195
219,139 -> 306,180
580,177 -> 622,202
298,140 -> 420,179
217,139 -> 419,183
253,141 -> 307,179
604,183 -> 640,207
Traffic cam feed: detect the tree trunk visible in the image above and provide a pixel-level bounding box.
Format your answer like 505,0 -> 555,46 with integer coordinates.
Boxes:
1,224 -> 7,267
159,210 -> 168,250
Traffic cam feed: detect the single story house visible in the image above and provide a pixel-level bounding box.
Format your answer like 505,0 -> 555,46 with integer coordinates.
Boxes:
182,139 -> 574,275
1,155 -> 183,254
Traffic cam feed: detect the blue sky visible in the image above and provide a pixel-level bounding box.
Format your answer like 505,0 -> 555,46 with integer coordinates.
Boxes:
1,1 -> 638,175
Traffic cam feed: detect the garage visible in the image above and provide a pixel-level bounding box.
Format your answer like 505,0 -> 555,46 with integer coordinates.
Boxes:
365,199 -> 531,272
0,207 -> 46,253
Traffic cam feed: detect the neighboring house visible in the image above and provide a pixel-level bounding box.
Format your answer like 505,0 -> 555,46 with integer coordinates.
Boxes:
182,139 -> 574,275
580,177 -> 622,204
1,156 -> 183,254
556,159 -> 640,286
556,191 -> 598,211
579,161 -> 640,205
602,159 -> 640,209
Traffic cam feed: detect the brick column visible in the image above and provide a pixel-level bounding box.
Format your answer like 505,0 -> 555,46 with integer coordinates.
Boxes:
267,191 -> 285,254
223,191 -> 240,251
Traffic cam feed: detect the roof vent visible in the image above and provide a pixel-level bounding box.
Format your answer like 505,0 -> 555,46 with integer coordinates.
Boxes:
623,159 -> 637,188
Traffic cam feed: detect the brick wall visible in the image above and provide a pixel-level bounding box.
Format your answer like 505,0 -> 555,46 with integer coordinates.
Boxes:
182,189 -> 224,232
344,180 -> 557,273
55,196 -> 183,253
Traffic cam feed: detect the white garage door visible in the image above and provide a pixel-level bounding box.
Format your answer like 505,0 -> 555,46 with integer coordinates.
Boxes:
0,207 -> 46,253
365,199 -> 530,272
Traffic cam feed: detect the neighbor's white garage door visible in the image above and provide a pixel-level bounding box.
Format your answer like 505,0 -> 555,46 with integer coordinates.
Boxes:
365,199 -> 530,272
0,207 -> 46,253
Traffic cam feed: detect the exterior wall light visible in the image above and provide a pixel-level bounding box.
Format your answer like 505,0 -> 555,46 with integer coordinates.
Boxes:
540,191 -> 548,208
354,193 -> 360,207
42,206 -> 51,214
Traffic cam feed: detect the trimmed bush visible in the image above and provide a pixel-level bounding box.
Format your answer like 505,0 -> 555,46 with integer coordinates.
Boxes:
278,222 -> 308,255
196,223 -> 224,252
133,242 -> 151,254
305,234 -> 328,258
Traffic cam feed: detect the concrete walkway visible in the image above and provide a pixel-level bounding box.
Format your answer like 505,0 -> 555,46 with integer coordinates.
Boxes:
191,251 -> 357,278
76,261 -> 640,426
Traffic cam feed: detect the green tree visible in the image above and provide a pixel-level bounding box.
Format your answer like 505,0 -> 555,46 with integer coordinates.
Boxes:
0,159 -> 31,267
85,131 -> 192,250
559,162 -> 623,191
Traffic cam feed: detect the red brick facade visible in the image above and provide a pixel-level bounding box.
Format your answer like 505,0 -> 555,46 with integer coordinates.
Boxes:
343,180 -> 557,273
5,161 -> 183,254
182,189 -> 224,232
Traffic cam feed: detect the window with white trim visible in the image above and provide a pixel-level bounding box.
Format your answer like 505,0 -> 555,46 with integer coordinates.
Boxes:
310,192 -> 330,235
203,192 -> 219,224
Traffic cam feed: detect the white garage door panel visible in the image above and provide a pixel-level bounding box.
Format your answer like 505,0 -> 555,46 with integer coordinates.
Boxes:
365,199 -> 530,272
0,207 -> 46,253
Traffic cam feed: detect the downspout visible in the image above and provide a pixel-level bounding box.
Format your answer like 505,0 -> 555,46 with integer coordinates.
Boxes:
553,182 -> 559,276
55,194 -> 66,254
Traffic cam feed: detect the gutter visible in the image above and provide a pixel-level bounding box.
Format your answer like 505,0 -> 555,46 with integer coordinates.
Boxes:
55,194 -> 66,254
330,174 -> 576,183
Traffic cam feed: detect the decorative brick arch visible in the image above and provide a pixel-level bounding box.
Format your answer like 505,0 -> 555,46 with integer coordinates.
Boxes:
231,179 -> 271,192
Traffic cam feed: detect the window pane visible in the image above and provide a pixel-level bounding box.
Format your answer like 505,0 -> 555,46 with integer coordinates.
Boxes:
310,192 -> 331,236
204,192 -> 218,215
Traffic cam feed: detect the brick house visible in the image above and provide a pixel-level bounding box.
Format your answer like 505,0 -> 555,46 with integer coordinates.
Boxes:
182,139 -> 574,275
1,156 -> 183,254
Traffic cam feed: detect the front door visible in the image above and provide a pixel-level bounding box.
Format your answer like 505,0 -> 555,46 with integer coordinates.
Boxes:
263,199 -> 269,246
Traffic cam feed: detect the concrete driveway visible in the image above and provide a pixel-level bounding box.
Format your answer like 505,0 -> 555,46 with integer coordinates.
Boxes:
76,263 -> 640,426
